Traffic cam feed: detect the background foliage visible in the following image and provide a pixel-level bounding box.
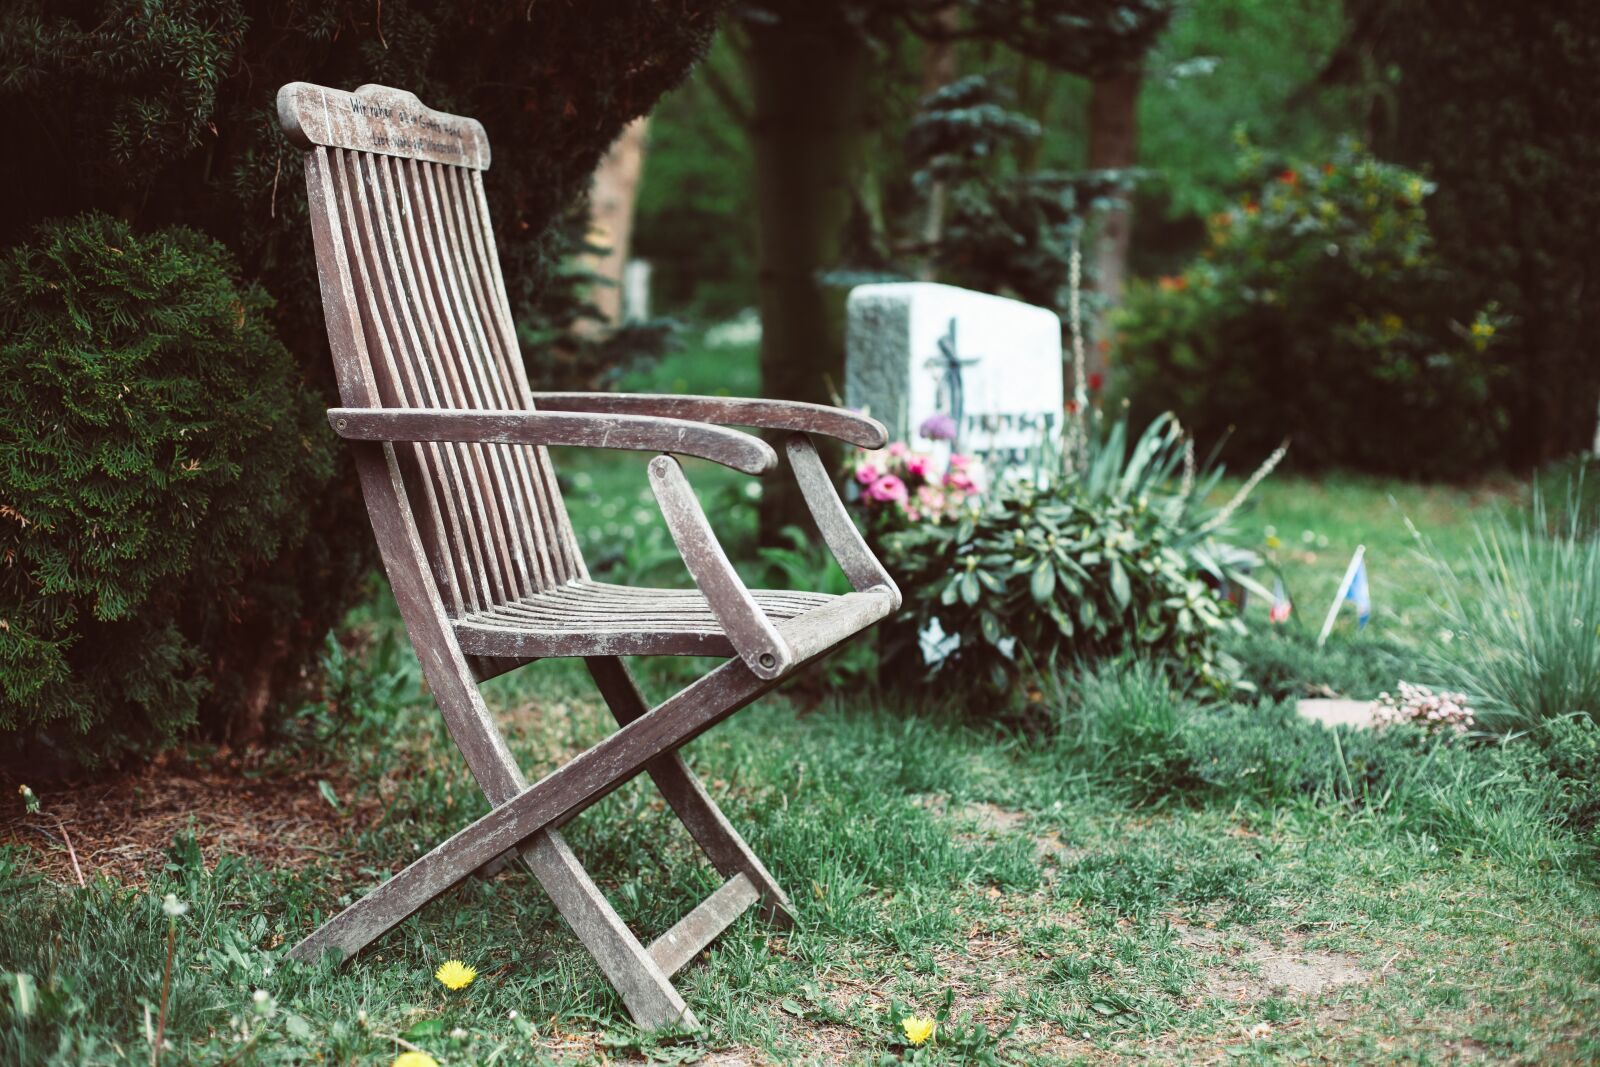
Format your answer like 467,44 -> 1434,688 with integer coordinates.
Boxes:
1115,140 -> 1505,477
1351,0 -> 1600,466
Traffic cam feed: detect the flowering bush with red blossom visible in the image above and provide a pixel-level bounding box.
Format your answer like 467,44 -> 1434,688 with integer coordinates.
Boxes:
845,442 -> 984,531
1115,138 -> 1510,478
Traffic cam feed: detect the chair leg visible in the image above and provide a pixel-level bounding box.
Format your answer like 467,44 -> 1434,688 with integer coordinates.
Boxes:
587,657 -> 797,928
289,655 -> 776,980
520,828 -> 696,1030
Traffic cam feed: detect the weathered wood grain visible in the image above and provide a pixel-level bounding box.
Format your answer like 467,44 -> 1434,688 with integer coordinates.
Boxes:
535,392 -> 890,449
287,653 -> 777,964
649,455 -> 792,679
521,829 -> 695,1030
587,656 -> 796,927
647,873 -> 759,978
786,434 -> 902,605
454,582 -> 828,660
329,407 -> 778,475
278,83 -> 491,169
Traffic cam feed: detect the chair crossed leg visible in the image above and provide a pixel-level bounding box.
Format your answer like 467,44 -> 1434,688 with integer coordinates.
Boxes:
289,655 -> 795,1030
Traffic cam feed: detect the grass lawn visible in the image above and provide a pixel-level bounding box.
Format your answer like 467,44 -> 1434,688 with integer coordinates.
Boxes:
1232,472 -> 1524,643
3,339 -> 1596,1064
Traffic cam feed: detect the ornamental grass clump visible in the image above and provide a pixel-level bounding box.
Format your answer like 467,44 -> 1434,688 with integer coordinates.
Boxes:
1422,486 -> 1600,731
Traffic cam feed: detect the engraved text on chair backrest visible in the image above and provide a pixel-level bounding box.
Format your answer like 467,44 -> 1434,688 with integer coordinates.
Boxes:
280,83 -> 585,616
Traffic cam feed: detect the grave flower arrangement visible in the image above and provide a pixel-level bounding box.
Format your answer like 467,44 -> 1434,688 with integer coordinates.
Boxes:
880,415 -> 1277,694
844,430 -> 985,532
1371,682 -> 1477,737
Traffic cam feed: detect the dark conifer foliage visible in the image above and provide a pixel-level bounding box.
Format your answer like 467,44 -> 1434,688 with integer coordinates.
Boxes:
1342,1 -> 1600,465
0,215 -> 331,771
0,1 -> 726,767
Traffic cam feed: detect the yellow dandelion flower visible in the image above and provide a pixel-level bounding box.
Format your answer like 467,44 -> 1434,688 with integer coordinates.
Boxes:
901,1015 -> 936,1046
392,1053 -> 438,1067
1470,321 -> 1495,339
434,959 -> 477,991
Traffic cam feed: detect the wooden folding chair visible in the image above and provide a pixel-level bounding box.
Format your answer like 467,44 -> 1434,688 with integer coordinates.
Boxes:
276,82 -> 899,1030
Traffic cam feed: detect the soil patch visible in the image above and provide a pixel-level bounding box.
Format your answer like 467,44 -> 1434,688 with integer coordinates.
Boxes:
1,752 -> 377,885
913,793 -> 1086,872
1178,923 -> 1370,1000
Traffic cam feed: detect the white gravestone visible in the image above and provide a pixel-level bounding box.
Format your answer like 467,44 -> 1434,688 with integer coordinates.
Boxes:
845,283 -> 1063,470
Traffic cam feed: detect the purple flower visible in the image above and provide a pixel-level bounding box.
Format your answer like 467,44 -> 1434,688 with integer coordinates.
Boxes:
919,413 -> 958,442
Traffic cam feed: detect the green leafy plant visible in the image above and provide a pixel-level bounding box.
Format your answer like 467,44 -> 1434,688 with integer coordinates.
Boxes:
0,214 -> 332,770
881,415 -> 1269,693
1115,138 -> 1507,477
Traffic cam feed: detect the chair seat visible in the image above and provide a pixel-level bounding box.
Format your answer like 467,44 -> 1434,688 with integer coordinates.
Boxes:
453,580 -> 858,660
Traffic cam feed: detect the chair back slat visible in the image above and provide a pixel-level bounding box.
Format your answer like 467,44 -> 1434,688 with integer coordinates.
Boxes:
459,168 -> 589,586
285,83 -> 586,613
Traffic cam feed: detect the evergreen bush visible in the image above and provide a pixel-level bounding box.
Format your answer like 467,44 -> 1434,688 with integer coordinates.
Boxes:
0,1 -> 724,766
0,214 -> 332,770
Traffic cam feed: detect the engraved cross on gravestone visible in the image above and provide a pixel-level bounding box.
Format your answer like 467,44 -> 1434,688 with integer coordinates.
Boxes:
845,283 -> 1064,474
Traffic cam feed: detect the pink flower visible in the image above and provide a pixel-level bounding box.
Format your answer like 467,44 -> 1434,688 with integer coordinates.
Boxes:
888,442 -> 909,458
945,471 -> 977,493
866,474 -> 909,504
948,453 -> 972,470
854,462 -> 880,486
905,454 -> 931,479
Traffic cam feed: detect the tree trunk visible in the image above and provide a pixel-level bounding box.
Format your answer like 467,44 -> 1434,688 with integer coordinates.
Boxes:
744,20 -> 869,542
1086,69 -> 1142,384
582,117 -> 651,328
917,7 -> 961,280
1593,390 -> 1600,457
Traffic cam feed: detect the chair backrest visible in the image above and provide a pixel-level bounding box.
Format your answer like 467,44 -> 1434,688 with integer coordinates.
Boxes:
278,82 -> 585,617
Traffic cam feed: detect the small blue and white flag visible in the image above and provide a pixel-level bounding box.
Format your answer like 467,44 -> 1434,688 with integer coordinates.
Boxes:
1317,544 -> 1370,646
1345,558 -> 1371,628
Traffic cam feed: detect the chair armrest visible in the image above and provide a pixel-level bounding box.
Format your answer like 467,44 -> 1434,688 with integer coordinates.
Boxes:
648,455 -> 793,680
532,393 -> 889,450
645,436 -> 900,682
328,407 -> 777,475
784,434 -> 901,609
